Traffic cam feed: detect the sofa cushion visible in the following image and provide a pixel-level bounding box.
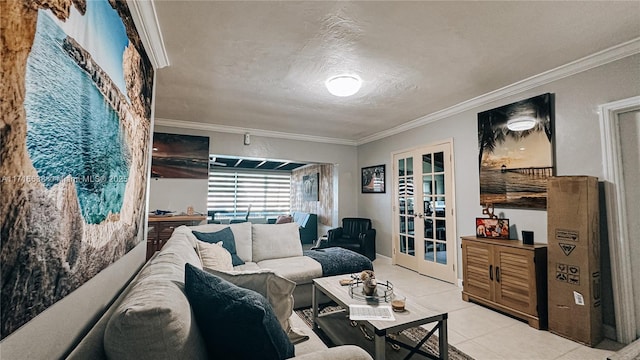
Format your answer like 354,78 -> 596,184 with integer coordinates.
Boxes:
205,268 -> 295,333
233,261 -> 261,271
196,241 -> 233,271
257,256 -> 322,285
187,222 -> 253,262
193,227 -> 245,266
184,264 -> 295,360
104,277 -> 207,360
252,223 -> 303,262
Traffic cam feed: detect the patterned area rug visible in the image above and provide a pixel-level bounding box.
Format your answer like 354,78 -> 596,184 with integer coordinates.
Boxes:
296,305 -> 474,360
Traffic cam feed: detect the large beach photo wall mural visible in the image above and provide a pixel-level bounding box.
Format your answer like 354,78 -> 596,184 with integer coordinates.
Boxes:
1,0 -> 154,338
477,93 -> 554,210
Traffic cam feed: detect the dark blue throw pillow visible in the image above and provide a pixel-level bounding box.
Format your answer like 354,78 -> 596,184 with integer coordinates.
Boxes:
193,228 -> 245,266
184,263 -> 295,360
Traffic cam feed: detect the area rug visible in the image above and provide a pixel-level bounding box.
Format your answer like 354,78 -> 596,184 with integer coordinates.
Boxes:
296,305 -> 474,360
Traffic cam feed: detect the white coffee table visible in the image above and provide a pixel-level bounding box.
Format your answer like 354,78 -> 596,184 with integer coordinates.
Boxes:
312,275 -> 449,360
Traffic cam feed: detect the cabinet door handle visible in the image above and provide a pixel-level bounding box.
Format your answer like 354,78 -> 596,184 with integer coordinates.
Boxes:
489,265 -> 493,281
495,266 -> 500,283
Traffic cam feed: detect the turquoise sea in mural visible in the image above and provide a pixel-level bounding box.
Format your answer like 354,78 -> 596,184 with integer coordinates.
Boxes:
24,10 -> 130,224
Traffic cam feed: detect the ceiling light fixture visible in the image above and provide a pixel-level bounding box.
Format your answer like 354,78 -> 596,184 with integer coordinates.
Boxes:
506,116 -> 537,131
325,74 -> 362,97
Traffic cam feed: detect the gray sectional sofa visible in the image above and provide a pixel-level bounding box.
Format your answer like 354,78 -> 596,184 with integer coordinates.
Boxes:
66,221 -> 372,359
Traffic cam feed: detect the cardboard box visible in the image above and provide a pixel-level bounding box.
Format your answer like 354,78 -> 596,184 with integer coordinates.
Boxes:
547,176 -> 602,346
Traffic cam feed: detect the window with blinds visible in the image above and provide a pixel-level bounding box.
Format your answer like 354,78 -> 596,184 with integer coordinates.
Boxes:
207,169 -> 291,221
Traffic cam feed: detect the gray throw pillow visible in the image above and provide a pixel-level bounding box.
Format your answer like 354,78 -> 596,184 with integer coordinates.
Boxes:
184,264 -> 295,360
204,268 -> 295,332
193,227 -> 245,266
252,223 -> 303,262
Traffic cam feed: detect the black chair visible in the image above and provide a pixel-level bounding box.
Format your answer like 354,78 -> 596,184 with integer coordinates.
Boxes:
326,217 -> 376,261
230,205 -> 251,224
207,211 -> 220,224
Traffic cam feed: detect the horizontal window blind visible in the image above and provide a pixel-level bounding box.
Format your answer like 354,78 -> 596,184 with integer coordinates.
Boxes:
207,169 -> 291,220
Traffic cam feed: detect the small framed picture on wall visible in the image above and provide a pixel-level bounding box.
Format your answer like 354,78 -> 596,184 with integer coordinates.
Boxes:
362,165 -> 385,193
302,173 -> 319,201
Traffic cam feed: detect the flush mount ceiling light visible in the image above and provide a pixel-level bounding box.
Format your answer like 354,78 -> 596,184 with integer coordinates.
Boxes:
325,74 -> 362,97
507,116 -> 537,131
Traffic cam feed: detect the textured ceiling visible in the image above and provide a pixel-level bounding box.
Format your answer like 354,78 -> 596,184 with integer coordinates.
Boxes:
153,1 -> 640,142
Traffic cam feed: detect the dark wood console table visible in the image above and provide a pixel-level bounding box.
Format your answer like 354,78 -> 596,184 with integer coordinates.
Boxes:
147,215 -> 206,260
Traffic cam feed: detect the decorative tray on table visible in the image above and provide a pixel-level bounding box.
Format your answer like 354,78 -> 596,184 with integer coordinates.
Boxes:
348,275 -> 394,303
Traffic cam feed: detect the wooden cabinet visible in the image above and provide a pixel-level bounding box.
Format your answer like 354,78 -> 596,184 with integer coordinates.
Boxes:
461,236 -> 548,329
147,215 -> 206,260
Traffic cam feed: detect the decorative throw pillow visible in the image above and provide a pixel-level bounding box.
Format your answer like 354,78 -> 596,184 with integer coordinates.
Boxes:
196,241 -> 233,271
275,215 -> 293,224
193,227 -> 245,266
204,268 -> 294,331
184,264 -> 295,360
252,223 -> 303,262
188,222 -> 252,263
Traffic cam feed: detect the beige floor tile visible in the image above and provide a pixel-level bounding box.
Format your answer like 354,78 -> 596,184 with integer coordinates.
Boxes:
554,338 -> 624,360
470,321 -> 582,359
445,305 -> 516,340
375,266 -> 458,297
413,287 -> 475,313
454,339 -> 509,360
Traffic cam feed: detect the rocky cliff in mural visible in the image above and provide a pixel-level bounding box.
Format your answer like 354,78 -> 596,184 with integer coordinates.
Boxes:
0,0 -> 153,338
62,36 -> 129,120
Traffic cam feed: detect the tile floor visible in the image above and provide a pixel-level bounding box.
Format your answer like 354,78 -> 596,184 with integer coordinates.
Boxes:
371,257 -> 624,360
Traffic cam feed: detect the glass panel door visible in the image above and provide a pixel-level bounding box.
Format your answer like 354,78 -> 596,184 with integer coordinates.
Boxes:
422,152 -> 447,265
393,141 -> 456,283
394,155 -> 418,270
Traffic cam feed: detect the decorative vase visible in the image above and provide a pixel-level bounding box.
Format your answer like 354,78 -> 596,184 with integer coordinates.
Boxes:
360,270 -> 377,296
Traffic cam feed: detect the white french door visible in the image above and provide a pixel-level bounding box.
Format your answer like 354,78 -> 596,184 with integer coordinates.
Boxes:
392,141 -> 457,283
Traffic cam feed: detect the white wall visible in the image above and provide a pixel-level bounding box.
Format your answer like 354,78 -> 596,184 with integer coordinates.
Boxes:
151,126 -> 359,228
149,178 -> 208,214
358,54 -> 640,263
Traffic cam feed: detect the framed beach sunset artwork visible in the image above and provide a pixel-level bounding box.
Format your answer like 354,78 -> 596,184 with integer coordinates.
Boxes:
477,93 -> 554,210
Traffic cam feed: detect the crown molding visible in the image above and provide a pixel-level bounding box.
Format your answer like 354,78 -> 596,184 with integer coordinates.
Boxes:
127,0 -> 169,69
356,37 -> 640,145
154,118 -> 358,146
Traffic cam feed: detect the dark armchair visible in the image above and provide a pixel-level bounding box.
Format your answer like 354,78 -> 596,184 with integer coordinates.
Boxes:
327,218 -> 376,261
